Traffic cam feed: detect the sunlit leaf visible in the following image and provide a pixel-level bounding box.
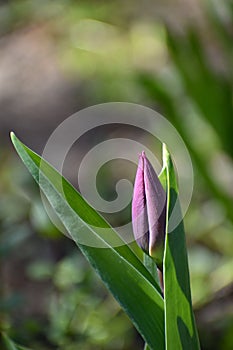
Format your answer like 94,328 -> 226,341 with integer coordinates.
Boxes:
162,145 -> 200,349
11,132 -> 165,350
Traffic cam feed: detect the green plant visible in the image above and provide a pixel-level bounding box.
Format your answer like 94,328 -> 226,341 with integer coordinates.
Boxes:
10,132 -> 200,349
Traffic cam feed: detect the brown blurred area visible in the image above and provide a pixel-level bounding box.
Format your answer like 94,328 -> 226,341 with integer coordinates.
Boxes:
0,0 -> 203,149
0,24 -> 83,151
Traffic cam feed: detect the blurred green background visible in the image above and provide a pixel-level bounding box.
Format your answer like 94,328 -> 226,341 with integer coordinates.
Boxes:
0,0 -> 233,349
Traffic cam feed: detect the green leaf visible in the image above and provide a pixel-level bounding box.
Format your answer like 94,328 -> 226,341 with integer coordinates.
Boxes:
1,333 -> 18,350
10,132 -> 165,350
0,333 -> 31,350
162,144 -> 200,349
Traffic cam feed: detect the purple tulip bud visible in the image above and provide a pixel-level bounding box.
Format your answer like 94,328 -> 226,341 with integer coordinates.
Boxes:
132,151 -> 166,268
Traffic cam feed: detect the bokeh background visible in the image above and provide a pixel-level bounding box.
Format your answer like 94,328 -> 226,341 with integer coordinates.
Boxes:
0,0 -> 233,349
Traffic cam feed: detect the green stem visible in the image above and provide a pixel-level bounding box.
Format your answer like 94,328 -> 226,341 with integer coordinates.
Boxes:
143,253 -> 160,285
143,253 -> 162,350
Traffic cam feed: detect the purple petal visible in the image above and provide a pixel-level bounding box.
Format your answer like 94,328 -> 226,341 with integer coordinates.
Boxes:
143,152 -> 166,259
132,153 -> 149,252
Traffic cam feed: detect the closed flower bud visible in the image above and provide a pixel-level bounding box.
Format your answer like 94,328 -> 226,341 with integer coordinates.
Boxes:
132,151 -> 166,268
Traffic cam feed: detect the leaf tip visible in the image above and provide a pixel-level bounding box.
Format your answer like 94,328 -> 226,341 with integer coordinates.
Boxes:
10,131 -> 16,142
162,143 -> 169,164
10,132 -> 20,149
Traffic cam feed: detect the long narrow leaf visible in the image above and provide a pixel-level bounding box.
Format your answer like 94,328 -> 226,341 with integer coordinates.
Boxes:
11,132 -> 165,350
163,145 -> 200,349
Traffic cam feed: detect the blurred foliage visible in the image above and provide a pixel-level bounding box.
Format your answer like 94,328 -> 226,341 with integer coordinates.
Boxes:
1,0 -> 233,349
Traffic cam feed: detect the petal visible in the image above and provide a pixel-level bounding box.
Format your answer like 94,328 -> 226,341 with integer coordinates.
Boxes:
132,153 -> 149,252
143,153 -> 166,262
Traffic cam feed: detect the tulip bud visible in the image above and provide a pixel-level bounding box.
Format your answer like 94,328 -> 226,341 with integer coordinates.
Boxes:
132,151 -> 166,268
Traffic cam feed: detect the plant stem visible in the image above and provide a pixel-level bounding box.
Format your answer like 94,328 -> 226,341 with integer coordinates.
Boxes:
143,253 -> 162,350
143,253 -> 160,285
